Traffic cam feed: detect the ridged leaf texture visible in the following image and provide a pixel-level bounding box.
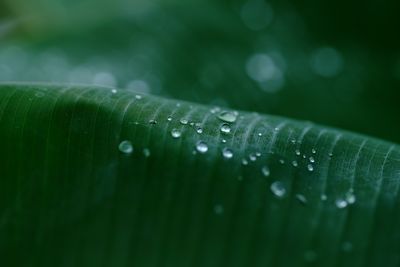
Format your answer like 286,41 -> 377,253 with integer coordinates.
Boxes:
0,83 -> 399,267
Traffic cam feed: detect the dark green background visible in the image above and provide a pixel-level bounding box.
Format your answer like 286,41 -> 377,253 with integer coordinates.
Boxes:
1,0 -> 399,142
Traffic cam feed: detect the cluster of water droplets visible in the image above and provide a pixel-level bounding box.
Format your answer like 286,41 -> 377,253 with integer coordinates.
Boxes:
293,145 -> 318,172
127,106 -> 241,161
117,102 -> 357,213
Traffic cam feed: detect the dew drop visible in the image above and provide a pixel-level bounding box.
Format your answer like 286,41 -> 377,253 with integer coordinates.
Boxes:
149,119 -> 157,125
135,95 -> 142,100
180,118 -> 188,125
242,158 -> 249,165
261,166 -> 270,177
295,149 -> 301,156
222,148 -> 234,159
292,160 -> 298,167
249,153 -> 257,161
111,89 -> 117,94
335,198 -> 348,209
118,140 -> 133,154
321,194 -> 328,201
307,164 -> 314,172
309,156 -> 315,163
167,117 -> 172,122
195,126 -> 203,134
270,181 -> 286,198
217,111 -> 237,123
221,139 -> 227,143
171,128 -> 182,139
258,132 -> 263,137
220,124 -> 231,134
312,148 -> 317,154
256,152 -> 261,157
345,191 -> 356,205
279,159 -> 285,164
196,141 -> 208,154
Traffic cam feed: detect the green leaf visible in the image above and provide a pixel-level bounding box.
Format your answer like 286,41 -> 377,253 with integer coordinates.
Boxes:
0,83 -> 399,267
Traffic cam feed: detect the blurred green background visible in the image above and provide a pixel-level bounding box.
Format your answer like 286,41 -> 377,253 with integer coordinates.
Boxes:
1,0 -> 399,143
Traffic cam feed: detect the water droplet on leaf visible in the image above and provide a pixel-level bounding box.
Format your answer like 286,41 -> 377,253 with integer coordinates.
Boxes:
307,164 -> 314,172
196,141 -> 208,154
270,181 -> 286,198
261,166 -> 270,177
336,198 -> 348,209
195,126 -> 203,134
171,128 -> 181,139
249,153 -> 257,161
217,111 -> 237,123
119,140 -> 133,154
345,190 -> 356,204
180,118 -> 188,125
220,124 -> 231,134
222,148 -> 233,159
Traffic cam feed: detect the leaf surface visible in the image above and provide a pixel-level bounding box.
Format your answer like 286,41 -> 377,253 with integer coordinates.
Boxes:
0,83 -> 399,267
